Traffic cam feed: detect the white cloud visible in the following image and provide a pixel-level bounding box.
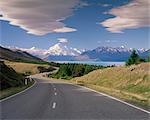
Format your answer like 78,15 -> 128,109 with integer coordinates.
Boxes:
53,27 -> 77,33
101,0 -> 150,33
58,38 -> 68,43
0,0 -> 80,35
98,3 -> 111,7
105,40 -> 117,43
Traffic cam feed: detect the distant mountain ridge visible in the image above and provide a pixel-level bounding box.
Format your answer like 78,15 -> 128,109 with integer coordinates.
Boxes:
0,46 -> 43,62
76,46 -> 149,61
43,42 -> 85,61
4,45 -> 149,62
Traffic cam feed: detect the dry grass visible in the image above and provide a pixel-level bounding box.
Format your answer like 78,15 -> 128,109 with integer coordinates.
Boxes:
4,61 -> 50,75
72,63 -> 150,108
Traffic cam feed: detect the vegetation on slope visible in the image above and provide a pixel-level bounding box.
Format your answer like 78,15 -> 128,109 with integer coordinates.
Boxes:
49,63 -> 106,79
71,62 -> 150,109
0,46 -> 43,62
126,49 -> 146,66
0,61 -> 25,90
4,61 -> 56,75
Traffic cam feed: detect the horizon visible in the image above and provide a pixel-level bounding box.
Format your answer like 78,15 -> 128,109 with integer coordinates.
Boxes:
0,0 -> 149,50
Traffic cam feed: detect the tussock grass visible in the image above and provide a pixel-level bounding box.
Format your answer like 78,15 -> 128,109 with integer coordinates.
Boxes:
5,61 -> 50,75
72,63 -> 150,109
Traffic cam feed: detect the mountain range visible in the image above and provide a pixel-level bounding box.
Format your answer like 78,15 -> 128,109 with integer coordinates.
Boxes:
3,43 -> 150,62
76,46 -> 149,61
0,46 -> 43,62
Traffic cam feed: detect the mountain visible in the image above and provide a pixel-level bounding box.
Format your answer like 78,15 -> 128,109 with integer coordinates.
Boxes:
4,45 -> 149,62
75,46 -> 149,61
6,43 -> 84,61
45,43 -> 82,56
0,46 -> 43,62
44,43 -> 84,61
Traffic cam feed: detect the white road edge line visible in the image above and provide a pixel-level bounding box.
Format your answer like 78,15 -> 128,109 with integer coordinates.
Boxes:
76,84 -> 150,114
0,79 -> 36,103
64,82 -> 150,114
52,102 -> 56,109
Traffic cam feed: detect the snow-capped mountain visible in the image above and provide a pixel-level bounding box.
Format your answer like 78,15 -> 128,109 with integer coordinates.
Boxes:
44,43 -> 82,56
75,46 -> 149,61
43,42 -> 85,61
5,42 -> 84,60
5,45 -> 149,61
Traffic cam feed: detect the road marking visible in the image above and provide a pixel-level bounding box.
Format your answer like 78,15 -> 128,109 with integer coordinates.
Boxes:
0,79 -> 36,102
52,102 -> 56,109
54,88 -> 56,91
76,85 -> 150,114
54,92 -> 57,96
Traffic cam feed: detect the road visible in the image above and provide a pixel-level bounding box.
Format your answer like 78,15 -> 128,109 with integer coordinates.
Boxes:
0,75 -> 149,120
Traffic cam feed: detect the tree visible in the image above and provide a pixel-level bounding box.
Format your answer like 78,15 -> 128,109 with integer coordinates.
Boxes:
126,49 -> 141,66
147,56 -> 150,62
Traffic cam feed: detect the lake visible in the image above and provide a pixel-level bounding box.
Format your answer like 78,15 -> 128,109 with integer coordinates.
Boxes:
55,61 -> 125,66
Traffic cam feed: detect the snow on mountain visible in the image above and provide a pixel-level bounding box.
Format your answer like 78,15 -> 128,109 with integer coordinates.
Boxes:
22,47 -> 47,58
5,42 -> 84,59
4,45 -> 149,61
77,46 -> 149,61
44,43 -> 81,56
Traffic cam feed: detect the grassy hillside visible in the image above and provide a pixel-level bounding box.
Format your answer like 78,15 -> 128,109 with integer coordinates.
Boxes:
0,61 -> 25,90
0,46 -> 43,62
72,63 -> 150,108
4,61 -> 54,75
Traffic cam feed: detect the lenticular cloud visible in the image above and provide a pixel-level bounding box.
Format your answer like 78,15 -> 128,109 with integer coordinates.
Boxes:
101,0 -> 150,33
0,0 -> 80,35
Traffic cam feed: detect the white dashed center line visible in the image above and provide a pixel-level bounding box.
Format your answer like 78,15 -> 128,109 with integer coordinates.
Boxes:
54,92 -> 57,96
52,102 -> 56,109
54,88 -> 56,90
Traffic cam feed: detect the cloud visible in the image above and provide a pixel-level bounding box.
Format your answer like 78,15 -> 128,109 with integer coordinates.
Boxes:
98,40 -> 117,44
53,27 -> 77,33
98,3 -> 111,7
0,0 -> 80,35
100,0 -> 150,33
105,40 -> 117,43
58,38 -> 68,43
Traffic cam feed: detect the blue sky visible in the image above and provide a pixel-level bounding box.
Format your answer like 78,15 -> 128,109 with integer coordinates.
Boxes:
0,0 -> 149,50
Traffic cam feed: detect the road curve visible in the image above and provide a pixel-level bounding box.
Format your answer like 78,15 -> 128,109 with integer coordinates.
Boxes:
0,77 -> 149,120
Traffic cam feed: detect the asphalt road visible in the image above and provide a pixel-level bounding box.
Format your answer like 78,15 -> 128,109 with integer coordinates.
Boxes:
0,77 -> 149,120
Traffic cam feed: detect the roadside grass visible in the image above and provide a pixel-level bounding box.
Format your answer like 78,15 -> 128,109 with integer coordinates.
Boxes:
71,62 -> 150,110
48,62 -> 150,110
83,84 -> 149,110
0,81 -> 34,100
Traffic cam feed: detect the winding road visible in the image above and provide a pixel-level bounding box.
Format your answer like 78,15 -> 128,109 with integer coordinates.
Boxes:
0,74 -> 149,120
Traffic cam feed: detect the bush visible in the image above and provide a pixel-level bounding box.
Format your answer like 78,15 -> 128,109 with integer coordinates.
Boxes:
37,66 -> 56,73
49,63 -> 104,80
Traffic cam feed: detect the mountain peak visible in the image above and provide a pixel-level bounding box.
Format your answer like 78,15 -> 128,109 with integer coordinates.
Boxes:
45,42 -> 82,56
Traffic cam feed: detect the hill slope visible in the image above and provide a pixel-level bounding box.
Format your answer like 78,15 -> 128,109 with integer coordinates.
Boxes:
0,61 -> 24,90
0,46 -> 43,62
72,63 -> 150,108
4,61 -> 54,75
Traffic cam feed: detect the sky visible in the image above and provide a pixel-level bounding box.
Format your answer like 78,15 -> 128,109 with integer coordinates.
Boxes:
0,0 -> 149,50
